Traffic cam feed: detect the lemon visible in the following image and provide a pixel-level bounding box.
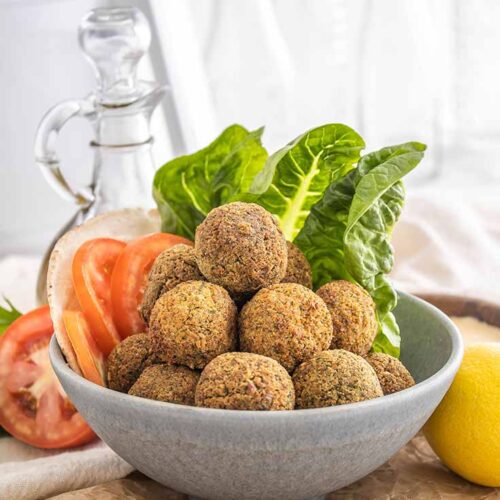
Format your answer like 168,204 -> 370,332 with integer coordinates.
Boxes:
424,343 -> 500,487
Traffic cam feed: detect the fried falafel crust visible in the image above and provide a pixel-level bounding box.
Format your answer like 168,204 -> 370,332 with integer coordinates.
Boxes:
107,333 -> 164,393
129,364 -> 200,405
195,202 -> 288,294
293,349 -> 383,409
365,352 -> 415,395
281,241 -> 312,288
316,280 -> 378,356
239,283 -> 333,372
140,244 -> 205,324
195,352 -> 295,410
150,281 -> 237,369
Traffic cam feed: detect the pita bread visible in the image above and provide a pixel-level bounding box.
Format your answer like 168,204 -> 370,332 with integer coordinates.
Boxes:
47,208 -> 161,373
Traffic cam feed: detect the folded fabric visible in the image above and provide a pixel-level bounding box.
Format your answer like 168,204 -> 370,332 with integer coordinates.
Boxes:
392,186 -> 500,303
0,438 -> 133,500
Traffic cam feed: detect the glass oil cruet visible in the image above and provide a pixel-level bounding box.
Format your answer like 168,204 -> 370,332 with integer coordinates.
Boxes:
34,7 -> 165,303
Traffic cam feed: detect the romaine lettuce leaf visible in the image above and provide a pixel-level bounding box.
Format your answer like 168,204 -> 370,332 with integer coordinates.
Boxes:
250,124 -> 365,240
295,142 -> 426,356
153,125 -> 267,239
152,122 -> 425,356
212,127 -> 268,205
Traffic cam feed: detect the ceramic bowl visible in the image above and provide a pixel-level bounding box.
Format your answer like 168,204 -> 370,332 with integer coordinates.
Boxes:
50,292 -> 463,500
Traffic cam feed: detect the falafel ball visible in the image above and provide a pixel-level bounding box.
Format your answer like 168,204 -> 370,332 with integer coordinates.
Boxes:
150,280 -> 237,369
239,283 -> 333,372
316,280 -> 378,356
140,244 -> 205,324
281,242 -> 312,288
195,352 -> 294,410
128,364 -> 200,405
365,352 -> 415,395
293,349 -> 383,409
107,333 -> 164,393
195,202 -> 288,295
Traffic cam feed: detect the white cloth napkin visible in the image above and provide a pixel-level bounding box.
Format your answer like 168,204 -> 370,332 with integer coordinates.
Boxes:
0,184 -> 498,499
0,438 -> 133,500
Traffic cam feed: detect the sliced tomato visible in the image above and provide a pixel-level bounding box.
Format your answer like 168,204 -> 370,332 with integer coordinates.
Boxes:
62,310 -> 106,386
111,232 -> 192,338
73,238 -> 126,356
0,306 -> 96,449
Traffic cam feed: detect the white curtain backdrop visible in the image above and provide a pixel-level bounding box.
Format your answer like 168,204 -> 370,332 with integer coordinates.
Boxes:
1,0 -> 500,254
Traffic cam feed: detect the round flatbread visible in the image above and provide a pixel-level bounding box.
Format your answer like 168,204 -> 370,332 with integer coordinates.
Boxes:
47,208 -> 161,373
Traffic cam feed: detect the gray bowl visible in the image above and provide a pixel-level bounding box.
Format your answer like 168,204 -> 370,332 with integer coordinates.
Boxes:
50,292 -> 463,500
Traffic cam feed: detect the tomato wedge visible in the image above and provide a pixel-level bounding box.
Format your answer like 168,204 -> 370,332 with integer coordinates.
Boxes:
72,238 -> 125,356
0,306 -> 96,449
111,233 -> 192,338
62,311 -> 106,386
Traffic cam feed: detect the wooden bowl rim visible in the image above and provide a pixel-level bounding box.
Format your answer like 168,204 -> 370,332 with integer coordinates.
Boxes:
418,293 -> 500,328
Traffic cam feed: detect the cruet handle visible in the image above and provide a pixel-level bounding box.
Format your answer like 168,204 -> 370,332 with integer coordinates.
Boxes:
34,98 -> 96,207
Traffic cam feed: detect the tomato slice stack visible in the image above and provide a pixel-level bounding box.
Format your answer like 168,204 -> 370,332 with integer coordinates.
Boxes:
72,238 -> 125,356
65,232 -> 192,381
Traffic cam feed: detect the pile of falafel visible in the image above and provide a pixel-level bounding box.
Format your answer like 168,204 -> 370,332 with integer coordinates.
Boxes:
107,202 -> 415,411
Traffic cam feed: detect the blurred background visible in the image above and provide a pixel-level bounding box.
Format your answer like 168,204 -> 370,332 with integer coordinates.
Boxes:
0,0 -> 499,302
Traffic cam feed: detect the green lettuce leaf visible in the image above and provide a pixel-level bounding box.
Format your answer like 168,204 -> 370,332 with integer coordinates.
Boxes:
153,125 -> 267,239
152,122 -> 425,355
295,142 -> 426,356
250,124 -> 365,240
211,127 -> 267,204
0,297 -> 21,335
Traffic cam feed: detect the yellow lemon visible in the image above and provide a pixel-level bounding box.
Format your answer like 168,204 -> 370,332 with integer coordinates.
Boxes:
424,343 -> 500,487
